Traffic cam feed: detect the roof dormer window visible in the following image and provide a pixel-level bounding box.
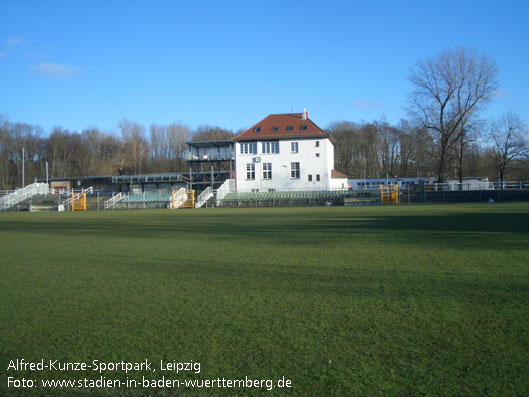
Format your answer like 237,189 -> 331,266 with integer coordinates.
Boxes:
272,127 -> 279,131
300,125 -> 308,130
253,127 -> 261,132
286,126 -> 294,131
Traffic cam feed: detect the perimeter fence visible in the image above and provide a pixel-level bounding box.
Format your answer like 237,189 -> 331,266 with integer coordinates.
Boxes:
401,181 -> 529,205
401,188 -> 529,204
220,182 -> 529,207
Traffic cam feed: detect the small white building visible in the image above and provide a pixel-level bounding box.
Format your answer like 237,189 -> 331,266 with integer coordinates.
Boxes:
446,177 -> 492,190
234,112 -> 347,192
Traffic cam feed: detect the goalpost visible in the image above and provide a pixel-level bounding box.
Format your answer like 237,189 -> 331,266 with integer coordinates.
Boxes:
171,188 -> 195,209
71,192 -> 87,211
380,184 -> 399,205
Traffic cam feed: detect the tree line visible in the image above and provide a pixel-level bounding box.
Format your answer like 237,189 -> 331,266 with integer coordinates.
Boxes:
330,114 -> 528,182
1,47 -> 527,190
0,118 -> 234,190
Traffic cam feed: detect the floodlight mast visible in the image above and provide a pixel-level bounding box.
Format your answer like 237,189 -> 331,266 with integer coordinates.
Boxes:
21,147 -> 25,187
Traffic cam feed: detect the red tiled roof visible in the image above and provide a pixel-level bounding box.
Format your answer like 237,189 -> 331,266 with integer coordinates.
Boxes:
234,113 -> 329,141
331,170 -> 349,179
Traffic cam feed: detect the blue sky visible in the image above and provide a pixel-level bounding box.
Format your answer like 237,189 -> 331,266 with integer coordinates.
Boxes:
1,0 -> 528,134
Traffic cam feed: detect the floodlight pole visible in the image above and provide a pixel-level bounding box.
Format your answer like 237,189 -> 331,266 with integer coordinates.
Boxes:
45,161 -> 49,197
21,147 -> 25,188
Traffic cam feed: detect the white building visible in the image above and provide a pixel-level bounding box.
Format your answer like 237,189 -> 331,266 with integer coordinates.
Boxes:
234,112 -> 347,192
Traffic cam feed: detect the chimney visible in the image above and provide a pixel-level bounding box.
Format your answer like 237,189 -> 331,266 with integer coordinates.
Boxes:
302,108 -> 308,120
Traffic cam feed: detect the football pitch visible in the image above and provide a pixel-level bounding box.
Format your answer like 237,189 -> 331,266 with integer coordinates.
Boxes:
1,203 -> 528,396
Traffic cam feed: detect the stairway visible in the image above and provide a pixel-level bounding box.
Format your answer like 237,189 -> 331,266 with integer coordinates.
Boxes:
195,187 -> 215,208
0,183 -> 49,211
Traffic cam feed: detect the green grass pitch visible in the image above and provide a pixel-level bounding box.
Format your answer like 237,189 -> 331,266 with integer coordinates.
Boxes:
1,203 -> 528,396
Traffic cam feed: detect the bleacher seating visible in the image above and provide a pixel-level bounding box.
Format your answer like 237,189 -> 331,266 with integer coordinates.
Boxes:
221,190 -> 345,205
122,192 -> 172,203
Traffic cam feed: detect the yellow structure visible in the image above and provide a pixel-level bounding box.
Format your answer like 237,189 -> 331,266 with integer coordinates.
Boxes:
72,192 -> 87,211
182,190 -> 195,208
380,184 -> 399,204
171,189 -> 195,209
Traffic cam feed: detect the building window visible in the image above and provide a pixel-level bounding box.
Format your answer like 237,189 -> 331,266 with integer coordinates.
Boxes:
262,163 -> 272,179
240,142 -> 257,155
286,126 -> 294,131
246,163 -> 255,180
308,174 -> 312,182
291,162 -> 300,179
272,126 -> 279,131
315,141 -> 320,147
262,141 -> 279,154
315,153 -> 320,157
300,125 -> 308,130
316,174 -> 320,182
253,127 -> 261,132
291,142 -> 298,153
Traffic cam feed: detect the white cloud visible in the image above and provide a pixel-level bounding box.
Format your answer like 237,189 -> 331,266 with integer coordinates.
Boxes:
351,100 -> 383,109
492,89 -> 510,99
31,63 -> 82,79
6,36 -> 23,48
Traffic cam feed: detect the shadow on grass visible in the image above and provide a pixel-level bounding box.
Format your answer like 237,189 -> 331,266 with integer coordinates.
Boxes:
1,210 -> 528,250
109,253 -> 529,304
309,212 -> 529,234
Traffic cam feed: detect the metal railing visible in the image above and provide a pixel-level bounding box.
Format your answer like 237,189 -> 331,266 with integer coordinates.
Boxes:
195,187 -> 214,208
216,179 -> 236,206
112,173 -> 185,184
183,152 -> 235,161
1,183 -> 50,211
104,192 -> 124,210
416,181 -> 529,192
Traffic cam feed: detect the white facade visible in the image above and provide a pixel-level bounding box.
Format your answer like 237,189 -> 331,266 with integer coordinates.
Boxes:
235,138 -> 334,192
330,175 -> 348,190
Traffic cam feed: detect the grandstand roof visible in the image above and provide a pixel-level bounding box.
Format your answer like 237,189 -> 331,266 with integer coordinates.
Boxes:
331,170 -> 349,179
186,140 -> 234,148
234,112 -> 329,141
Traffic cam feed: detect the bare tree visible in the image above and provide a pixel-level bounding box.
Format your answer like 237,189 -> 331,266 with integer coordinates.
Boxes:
359,123 -> 380,178
0,117 -> 12,189
192,125 -> 234,142
119,119 -> 148,175
166,123 -> 190,171
376,118 -> 400,178
452,118 -> 484,182
487,113 -> 528,183
149,122 -> 190,172
327,121 -> 359,176
46,127 -> 74,178
329,119 -> 437,179
78,128 -> 121,176
408,47 -> 499,182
